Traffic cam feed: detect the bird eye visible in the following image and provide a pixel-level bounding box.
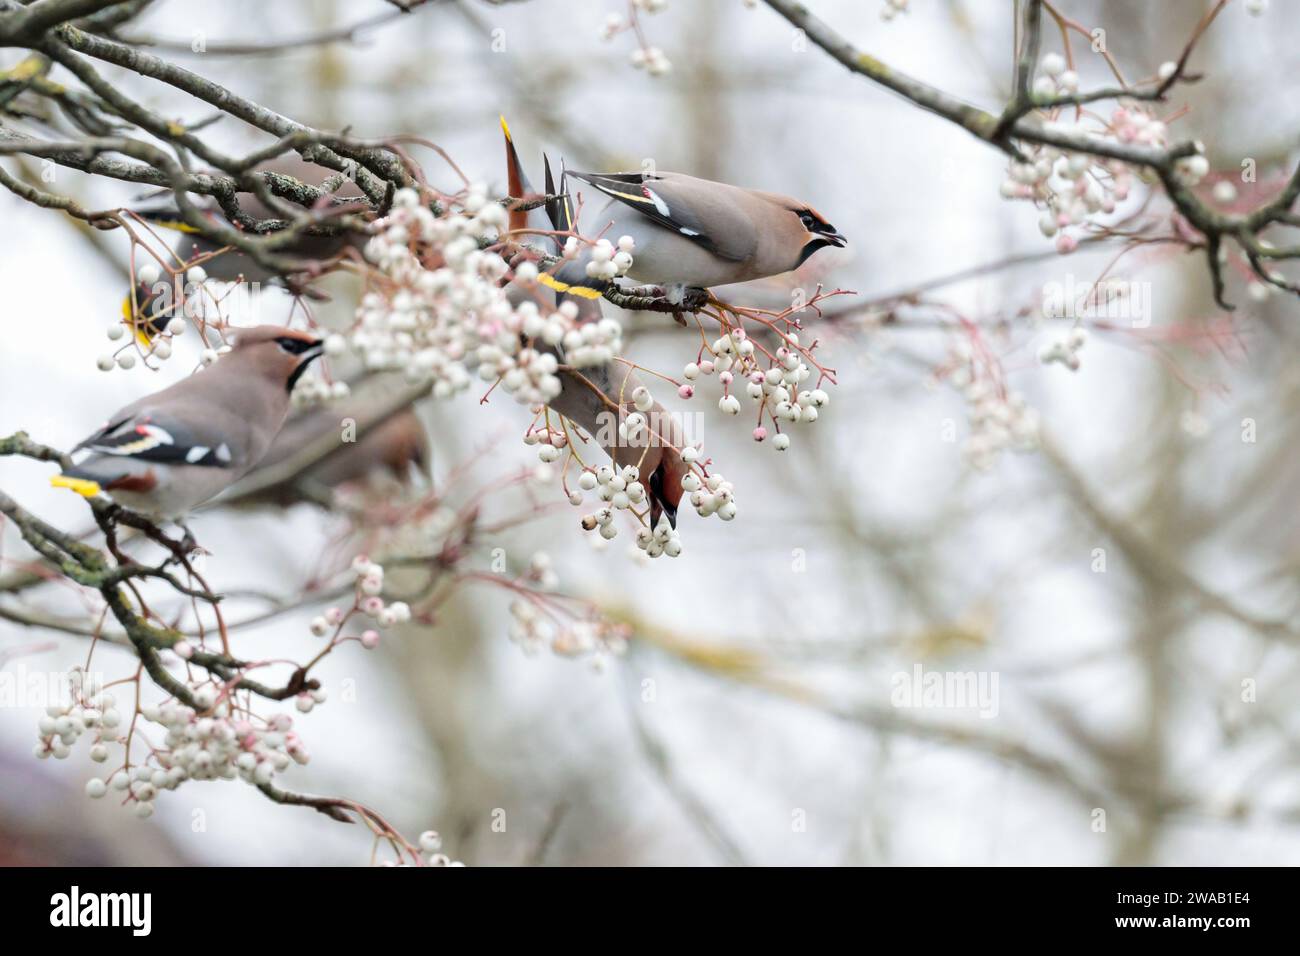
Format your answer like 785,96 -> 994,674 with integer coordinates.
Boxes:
276,337 -> 313,354
800,210 -> 836,235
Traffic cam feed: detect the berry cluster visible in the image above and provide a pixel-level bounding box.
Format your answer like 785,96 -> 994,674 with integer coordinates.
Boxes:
291,372 -> 351,409
43,666 -> 312,820
353,186 -> 510,397
685,327 -> 830,453
505,552 -> 631,662
680,462 -> 738,522
48,557 -> 415,821
354,187 -> 634,413
411,830 -> 463,867
1038,327 -> 1088,372
99,263 -> 215,372
582,236 -> 636,283
603,0 -> 672,76
34,669 -> 122,766
880,0 -> 911,21
1000,56 -> 1210,255
941,337 -> 1040,471
576,459 -> 687,557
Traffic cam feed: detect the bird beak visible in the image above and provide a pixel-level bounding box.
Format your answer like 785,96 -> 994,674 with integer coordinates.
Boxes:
647,466 -> 678,529
823,231 -> 848,248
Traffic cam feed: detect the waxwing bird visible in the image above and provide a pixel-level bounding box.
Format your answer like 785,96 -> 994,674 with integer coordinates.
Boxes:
274,405 -> 428,492
123,159 -> 368,339
502,119 -> 687,526
232,397 -> 429,507
548,359 -> 689,529
51,326 -> 324,519
540,167 -> 845,301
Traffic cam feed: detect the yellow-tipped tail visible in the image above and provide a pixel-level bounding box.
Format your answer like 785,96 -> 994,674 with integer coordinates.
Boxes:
148,219 -> 200,234
499,114 -> 512,141
121,293 -> 153,346
50,475 -> 102,498
538,273 -> 604,299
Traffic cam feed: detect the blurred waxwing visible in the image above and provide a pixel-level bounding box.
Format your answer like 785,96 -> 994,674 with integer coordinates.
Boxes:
538,162 -> 845,302
233,396 -> 429,506
502,120 -> 688,527
549,357 -> 689,530
123,158 -> 368,340
51,326 -> 324,518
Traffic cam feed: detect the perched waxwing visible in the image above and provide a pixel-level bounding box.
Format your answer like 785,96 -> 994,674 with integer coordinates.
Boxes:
123,159 -> 368,340
550,359 -> 689,529
539,165 -> 845,302
502,120 -> 688,527
51,326 -> 323,518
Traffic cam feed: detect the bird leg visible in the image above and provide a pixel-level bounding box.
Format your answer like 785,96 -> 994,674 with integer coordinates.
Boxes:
99,502 -> 205,570
174,520 -> 209,561
602,283 -> 708,321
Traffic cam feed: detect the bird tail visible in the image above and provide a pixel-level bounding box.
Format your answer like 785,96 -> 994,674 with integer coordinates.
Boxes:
121,290 -> 163,346
500,117 -> 608,308
50,474 -> 102,497
132,202 -> 202,234
542,153 -> 572,254
540,154 -> 609,308
501,115 -> 534,235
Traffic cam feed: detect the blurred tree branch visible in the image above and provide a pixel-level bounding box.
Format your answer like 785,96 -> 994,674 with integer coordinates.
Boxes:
761,0 -> 1299,309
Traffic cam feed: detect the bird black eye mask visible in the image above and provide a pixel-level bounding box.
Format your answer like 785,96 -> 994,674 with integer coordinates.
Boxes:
800,210 -> 837,235
276,336 -> 319,355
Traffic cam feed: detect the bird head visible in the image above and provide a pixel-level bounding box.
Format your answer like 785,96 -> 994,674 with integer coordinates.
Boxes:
756,192 -> 847,270
647,445 -> 688,530
791,202 -> 847,268
227,325 -> 325,392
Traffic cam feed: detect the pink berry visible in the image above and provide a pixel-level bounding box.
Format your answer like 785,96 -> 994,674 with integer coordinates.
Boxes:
677,384 -> 694,399
361,630 -> 381,649
753,427 -> 768,442
1055,234 -> 1078,254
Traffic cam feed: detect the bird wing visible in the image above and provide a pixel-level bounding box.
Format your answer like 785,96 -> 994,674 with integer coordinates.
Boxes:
74,410 -> 237,469
564,171 -> 752,262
